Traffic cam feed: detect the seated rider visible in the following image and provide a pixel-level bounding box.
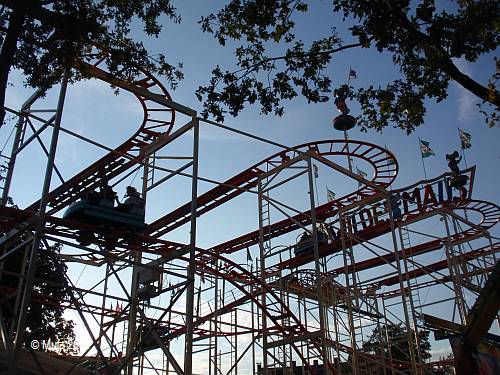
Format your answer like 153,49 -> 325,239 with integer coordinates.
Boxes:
84,189 -> 99,205
386,195 -> 402,220
99,183 -> 119,208
299,231 -> 311,243
123,186 -> 145,216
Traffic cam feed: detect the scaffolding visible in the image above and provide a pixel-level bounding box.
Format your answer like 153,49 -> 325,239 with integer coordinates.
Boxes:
0,57 -> 499,375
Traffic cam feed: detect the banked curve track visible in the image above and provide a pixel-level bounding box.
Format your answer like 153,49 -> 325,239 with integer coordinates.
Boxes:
147,139 -> 399,239
26,56 -> 176,215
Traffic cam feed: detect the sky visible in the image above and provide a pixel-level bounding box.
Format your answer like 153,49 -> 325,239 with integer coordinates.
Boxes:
1,1 -> 499,373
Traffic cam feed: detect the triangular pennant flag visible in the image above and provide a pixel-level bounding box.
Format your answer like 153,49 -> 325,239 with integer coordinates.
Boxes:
326,187 -> 336,202
246,247 -> 253,262
459,129 -> 472,149
419,139 -> 435,158
356,167 -> 367,187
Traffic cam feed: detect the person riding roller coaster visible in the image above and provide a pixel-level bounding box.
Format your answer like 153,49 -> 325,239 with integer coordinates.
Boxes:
294,227 -> 330,256
99,182 -> 119,208
68,184 -> 146,247
121,186 -> 145,216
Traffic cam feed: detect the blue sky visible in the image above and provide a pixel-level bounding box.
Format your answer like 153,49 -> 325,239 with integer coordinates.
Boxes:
1,1 -> 499,372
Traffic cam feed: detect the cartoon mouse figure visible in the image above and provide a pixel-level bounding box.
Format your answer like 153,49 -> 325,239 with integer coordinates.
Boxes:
446,151 -> 468,200
446,150 -> 462,176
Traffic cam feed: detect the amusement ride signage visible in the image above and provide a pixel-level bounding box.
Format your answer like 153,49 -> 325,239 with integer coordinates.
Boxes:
336,170 -> 474,236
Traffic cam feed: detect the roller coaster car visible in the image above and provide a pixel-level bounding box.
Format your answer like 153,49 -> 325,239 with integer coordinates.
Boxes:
63,199 -> 146,232
140,324 -> 170,351
294,231 -> 329,256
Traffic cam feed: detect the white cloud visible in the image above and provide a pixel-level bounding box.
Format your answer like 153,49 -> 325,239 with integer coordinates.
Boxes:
452,59 -> 476,124
430,346 -> 453,361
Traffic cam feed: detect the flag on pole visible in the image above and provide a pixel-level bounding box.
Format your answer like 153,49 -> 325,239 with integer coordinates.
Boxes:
356,167 -> 367,187
313,164 -> 319,178
246,247 -> 253,262
459,129 -> 472,149
326,187 -> 336,202
349,69 -> 357,79
384,145 -> 396,165
419,139 -> 435,158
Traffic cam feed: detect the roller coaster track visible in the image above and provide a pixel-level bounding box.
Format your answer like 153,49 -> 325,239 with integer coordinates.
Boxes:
146,139 -> 398,238
289,199 -> 500,274
374,242 -> 499,288
25,57 -> 177,215
2,44 -> 499,374
163,250 -> 427,374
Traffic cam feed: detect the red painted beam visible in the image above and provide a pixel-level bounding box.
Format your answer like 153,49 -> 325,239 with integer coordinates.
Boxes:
147,168 -> 262,236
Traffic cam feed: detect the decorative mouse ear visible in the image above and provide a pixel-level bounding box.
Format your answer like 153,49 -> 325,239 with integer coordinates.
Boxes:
452,150 -> 459,158
446,153 -> 452,159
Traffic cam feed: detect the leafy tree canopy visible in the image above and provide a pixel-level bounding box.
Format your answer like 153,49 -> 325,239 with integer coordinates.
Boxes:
0,0 -> 183,125
363,323 -> 432,367
1,1 -> 498,134
0,242 -> 77,354
196,0 -> 499,133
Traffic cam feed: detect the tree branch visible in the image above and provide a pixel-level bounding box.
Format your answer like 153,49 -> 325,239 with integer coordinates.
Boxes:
397,10 -> 499,107
0,0 -> 100,36
0,1 -> 25,126
231,39 -> 371,77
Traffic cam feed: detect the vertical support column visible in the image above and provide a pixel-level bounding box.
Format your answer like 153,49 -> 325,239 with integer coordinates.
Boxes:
343,131 -> 353,173
125,249 -> 141,375
397,227 -> 424,366
331,285 -> 342,375
234,308 -> 238,375
125,154 -> 150,374
8,245 -> 29,339
8,70 -> 69,374
251,275 -> 256,375
257,178 -> 268,374
339,210 -> 358,375
374,297 -> 389,375
1,90 -> 43,206
97,262 -> 110,368
381,296 -> 392,365
441,213 -> 467,324
210,268 -> 220,375
306,155 -> 329,374
184,117 -> 199,375
387,198 -> 419,374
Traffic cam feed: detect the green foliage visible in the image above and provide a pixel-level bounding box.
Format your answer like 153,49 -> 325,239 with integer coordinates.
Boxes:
0,241 -> 77,355
197,0 -> 499,132
434,354 -> 455,375
362,323 -> 432,367
0,0 -> 183,91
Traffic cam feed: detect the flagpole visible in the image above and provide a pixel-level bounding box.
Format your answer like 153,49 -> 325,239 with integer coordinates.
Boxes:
457,128 -> 471,221
344,130 -> 354,173
458,127 -> 468,168
344,67 -> 354,173
385,144 -> 390,175
314,167 -> 320,206
418,137 -> 428,180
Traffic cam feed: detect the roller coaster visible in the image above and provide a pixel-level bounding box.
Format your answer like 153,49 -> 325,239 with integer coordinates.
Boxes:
0,51 -> 499,375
